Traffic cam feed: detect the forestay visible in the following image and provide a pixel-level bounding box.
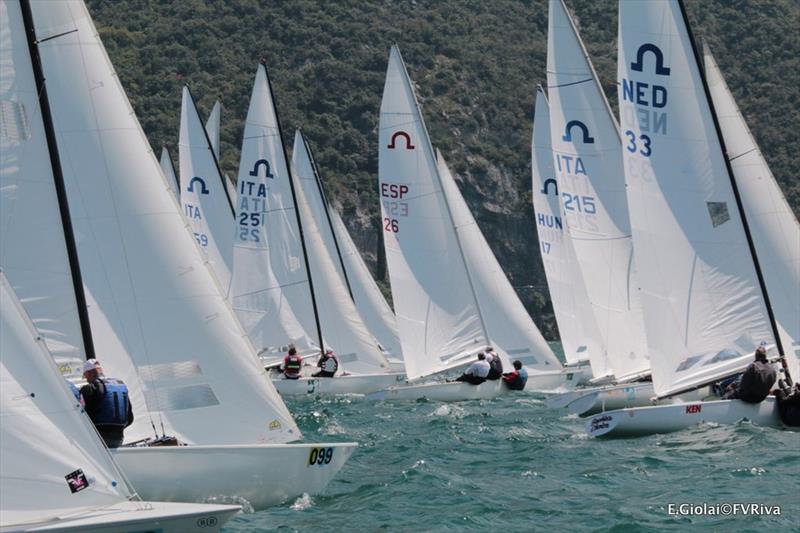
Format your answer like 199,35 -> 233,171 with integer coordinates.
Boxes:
531,88 -> 607,375
231,65 -> 318,359
329,208 -> 403,358
379,46 -> 488,380
0,0 -> 85,371
292,131 -> 390,373
437,150 -> 562,374
179,86 -> 234,292
26,0 -> 299,443
704,47 -> 800,382
618,0 -> 774,397
0,271 -> 133,529
159,146 -> 180,200
547,0 -> 649,381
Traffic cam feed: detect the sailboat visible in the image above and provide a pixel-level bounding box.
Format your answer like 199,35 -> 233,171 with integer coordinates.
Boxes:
436,150 -> 581,391
541,0 -> 663,416
0,271 -> 240,533
0,0 -> 355,509
182,65 -> 400,395
266,130 -> 404,394
588,0 -> 791,437
292,130 -> 403,365
369,46 -> 541,401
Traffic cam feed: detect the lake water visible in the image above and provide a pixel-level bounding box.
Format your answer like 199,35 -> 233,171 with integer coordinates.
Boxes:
222,391 -> 799,531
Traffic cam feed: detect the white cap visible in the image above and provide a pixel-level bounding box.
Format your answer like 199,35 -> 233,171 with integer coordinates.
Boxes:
83,359 -> 100,373
759,340 -> 769,348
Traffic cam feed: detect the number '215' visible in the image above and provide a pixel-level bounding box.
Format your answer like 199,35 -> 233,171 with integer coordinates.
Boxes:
624,131 -> 651,157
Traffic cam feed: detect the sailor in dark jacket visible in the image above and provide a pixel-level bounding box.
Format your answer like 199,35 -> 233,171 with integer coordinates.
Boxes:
774,382 -> 800,427
726,342 -> 777,403
80,359 -> 134,448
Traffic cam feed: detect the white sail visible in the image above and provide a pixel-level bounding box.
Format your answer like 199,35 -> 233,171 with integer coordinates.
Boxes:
292,131 -> 390,372
379,46 -> 488,380
0,271 -> 132,528
179,86 -> 233,292
159,146 -> 180,200
330,208 -> 403,358
231,64 -> 319,358
437,149 -> 563,373
547,0 -> 649,381
531,88 -> 607,374
206,99 -> 221,158
618,0 -> 774,397
0,0 -> 85,370
23,0 -> 299,443
704,47 -> 800,382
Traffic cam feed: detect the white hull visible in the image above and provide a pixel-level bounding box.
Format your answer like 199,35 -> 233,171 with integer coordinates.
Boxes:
272,372 -> 406,395
366,379 -> 509,401
525,368 -> 588,393
8,501 -> 239,533
112,442 -> 357,511
587,398 -> 783,438
547,382 -> 655,414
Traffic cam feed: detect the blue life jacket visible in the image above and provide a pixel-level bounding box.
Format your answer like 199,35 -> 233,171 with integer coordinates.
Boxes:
87,378 -> 130,427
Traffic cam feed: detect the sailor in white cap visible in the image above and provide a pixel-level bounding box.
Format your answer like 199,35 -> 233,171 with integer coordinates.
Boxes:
80,359 -> 134,447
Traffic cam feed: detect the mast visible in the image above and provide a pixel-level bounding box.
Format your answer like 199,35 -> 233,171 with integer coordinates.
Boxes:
396,47 -> 491,345
185,85 -> 235,217
678,0 -> 786,362
20,0 -> 96,360
300,131 -> 355,299
262,62 -> 325,352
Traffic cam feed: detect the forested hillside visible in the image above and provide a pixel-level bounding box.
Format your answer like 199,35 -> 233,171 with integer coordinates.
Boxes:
87,0 -> 799,340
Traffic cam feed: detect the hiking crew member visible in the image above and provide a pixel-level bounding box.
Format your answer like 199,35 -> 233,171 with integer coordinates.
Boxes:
80,359 -> 133,448
485,347 -> 503,380
502,360 -> 528,391
774,383 -> 800,427
281,347 -> 303,379
725,342 -> 777,403
455,353 -> 490,385
313,349 -> 339,378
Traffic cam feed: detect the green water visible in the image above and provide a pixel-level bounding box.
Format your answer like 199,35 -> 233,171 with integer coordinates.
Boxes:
222,393 -> 799,532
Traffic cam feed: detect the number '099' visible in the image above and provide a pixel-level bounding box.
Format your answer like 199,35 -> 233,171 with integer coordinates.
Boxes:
308,447 -> 334,466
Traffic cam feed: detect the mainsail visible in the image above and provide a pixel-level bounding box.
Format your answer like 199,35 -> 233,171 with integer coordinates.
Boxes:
231,64 -> 319,358
2,0 -> 299,444
0,271 -> 134,528
437,149 -> 563,374
704,46 -> 800,382
618,0 -> 774,397
206,99 -> 221,158
179,86 -> 234,292
531,88 -> 607,375
292,130 -> 390,373
379,46 -> 488,380
547,0 -> 649,381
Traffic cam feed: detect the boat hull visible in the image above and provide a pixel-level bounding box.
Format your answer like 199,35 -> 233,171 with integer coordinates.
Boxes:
11,501 -> 239,533
525,368 -> 587,393
365,379 -> 509,401
587,398 -> 782,438
111,442 -> 357,511
272,372 -> 406,395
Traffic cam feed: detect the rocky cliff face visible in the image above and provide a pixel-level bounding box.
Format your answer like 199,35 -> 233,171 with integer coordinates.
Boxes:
88,0 -> 799,339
